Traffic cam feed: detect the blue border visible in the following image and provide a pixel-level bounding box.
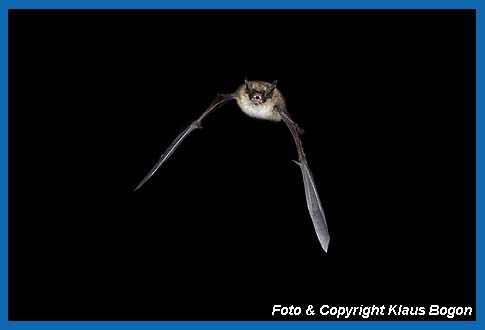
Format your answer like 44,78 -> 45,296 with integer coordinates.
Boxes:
1,1 -> 481,329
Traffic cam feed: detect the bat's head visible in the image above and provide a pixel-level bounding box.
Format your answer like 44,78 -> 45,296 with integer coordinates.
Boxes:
244,80 -> 278,105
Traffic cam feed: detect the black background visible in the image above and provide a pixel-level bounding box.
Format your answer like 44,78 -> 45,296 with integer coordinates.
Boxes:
9,10 -> 475,320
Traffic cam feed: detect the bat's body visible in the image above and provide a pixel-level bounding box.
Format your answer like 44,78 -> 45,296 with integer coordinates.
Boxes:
135,80 -> 330,252
235,80 -> 284,121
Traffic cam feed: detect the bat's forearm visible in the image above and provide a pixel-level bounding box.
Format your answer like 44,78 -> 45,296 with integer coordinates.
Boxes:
196,93 -> 235,124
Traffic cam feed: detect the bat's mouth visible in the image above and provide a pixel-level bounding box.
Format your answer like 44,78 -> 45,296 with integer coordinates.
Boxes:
251,93 -> 264,105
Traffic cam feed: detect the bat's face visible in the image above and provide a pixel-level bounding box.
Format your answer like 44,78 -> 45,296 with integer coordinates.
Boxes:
244,80 -> 277,105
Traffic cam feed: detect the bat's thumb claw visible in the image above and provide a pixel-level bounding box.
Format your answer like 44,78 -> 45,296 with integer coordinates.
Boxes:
192,121 -> 203,129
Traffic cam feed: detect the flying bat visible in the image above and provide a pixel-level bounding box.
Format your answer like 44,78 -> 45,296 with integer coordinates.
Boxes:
134,80 -> 330,252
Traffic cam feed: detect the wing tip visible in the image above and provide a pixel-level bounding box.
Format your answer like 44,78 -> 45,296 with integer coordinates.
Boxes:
133,179 -> 147,192
317,232 -> 330,253
321,237 -> 330,253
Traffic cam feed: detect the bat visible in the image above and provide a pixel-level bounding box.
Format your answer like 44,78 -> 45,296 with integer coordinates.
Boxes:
134,80 -> 330,252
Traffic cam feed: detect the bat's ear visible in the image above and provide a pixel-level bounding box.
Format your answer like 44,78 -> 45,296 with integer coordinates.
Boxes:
244,78 -> 251,92
265,80 -> 278,97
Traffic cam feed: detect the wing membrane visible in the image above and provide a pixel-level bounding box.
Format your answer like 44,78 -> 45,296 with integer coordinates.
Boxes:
134,94 -> 234,191
296,159 -> 330,252
134,121 -> 200,191
280,110 -> 330,252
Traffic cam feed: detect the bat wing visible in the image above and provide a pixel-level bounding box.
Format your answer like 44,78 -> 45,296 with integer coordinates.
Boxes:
294,159 -> 330,252
134,93 -> 234,191
280,110 -> 330,252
